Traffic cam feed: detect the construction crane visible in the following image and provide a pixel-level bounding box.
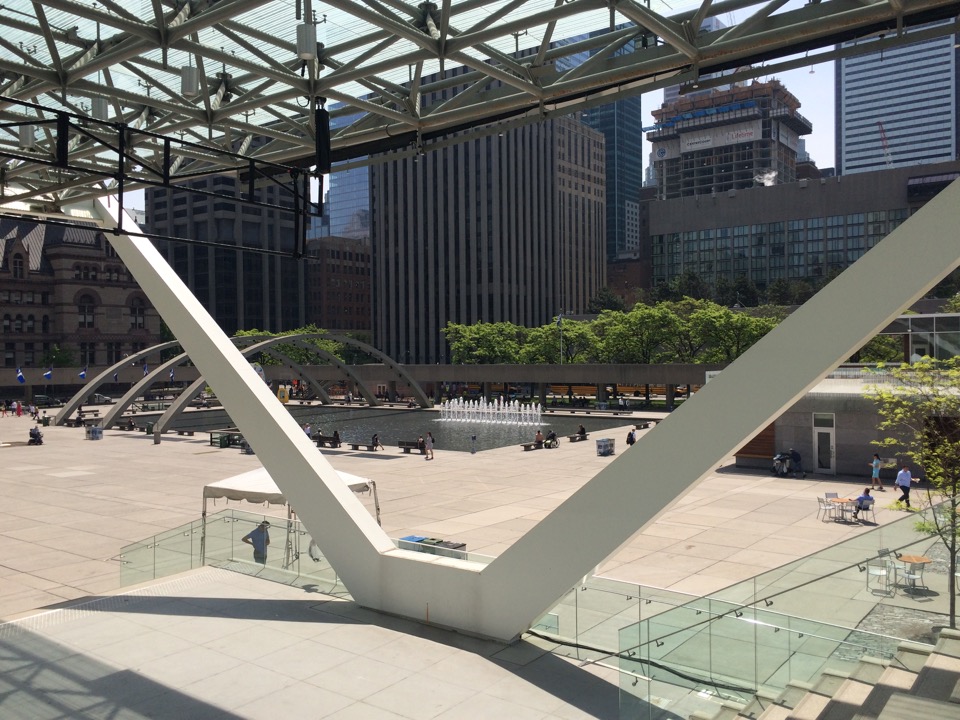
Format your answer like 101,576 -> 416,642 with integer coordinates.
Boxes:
877,122 -> 893,167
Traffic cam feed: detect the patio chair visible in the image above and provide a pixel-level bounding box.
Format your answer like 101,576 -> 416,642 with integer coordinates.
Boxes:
854,497 -> 876,523
903,562 -> 927,594
866,559 -> 896,596
825,492 -> 839,500
817,497 -> 836,522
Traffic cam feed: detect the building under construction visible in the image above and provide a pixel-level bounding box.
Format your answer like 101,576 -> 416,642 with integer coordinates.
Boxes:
647,79 -> 813,200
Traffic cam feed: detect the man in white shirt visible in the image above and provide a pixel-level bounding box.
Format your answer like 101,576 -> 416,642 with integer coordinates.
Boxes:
895,464 -> 916,509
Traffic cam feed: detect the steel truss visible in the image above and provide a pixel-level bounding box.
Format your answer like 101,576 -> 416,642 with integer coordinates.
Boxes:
1,0 -> 959,208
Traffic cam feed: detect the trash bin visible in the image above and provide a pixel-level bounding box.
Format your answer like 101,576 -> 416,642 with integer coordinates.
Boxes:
84,425 -> 93,440
398,535 -> 426,552
435,541 -> 467,558
90,426 -> 103,441
145,422 -> 154,434
596,438 -> 615,456
41,416 -> 50,427
218,435 -> 230,449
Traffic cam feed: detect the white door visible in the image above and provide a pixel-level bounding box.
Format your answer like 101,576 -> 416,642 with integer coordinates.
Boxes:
813,413 -> 836,475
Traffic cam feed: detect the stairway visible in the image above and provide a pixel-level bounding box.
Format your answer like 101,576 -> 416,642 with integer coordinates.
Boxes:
691,628 -> 960,720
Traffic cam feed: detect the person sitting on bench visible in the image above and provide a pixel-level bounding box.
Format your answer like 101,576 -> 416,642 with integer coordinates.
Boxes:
534,429 -> 545,446
577,424 -> 587,438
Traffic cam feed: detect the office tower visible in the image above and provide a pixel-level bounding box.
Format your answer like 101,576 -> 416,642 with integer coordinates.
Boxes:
647,78 -> 813,200
581,99 -> 643,260
146,177 -> 307,335
371,117 -> 606,364
836,20 -> 958,175
644,160 -> 958,290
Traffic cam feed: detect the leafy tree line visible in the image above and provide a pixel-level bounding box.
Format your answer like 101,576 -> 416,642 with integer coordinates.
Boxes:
443,296 -> 911,366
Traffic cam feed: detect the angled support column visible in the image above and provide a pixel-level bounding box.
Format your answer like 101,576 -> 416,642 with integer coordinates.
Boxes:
88,177 -> 960,641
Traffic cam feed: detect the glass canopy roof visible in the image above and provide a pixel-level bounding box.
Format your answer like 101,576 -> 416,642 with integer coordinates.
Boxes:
1,0 -> 958,207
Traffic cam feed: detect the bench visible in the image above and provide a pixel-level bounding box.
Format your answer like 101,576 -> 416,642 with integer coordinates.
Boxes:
635,422 -> 651,430
521,441 -> 545,451
177,430 -> 195,436
567,434 -> 589,442
349,443 -> 377,451
398,440 -> 424,454
78,409 -> 100,417
316,435 -> 341,448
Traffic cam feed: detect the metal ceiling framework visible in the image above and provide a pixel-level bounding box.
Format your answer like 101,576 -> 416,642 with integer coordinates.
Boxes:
1,0 -> 960,212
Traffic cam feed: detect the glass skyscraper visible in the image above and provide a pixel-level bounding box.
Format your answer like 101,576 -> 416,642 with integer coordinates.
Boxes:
836,20 -> 958,175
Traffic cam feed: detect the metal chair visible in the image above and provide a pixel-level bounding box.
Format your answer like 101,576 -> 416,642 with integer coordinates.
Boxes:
825,492 -> 839,500
903,562 -> 927,594
866,559 -> 897,596
817,497 -> 836,522
854,497 -> 876,523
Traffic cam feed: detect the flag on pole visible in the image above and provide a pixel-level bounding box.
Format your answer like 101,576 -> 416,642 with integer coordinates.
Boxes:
113,371 -> 119,383
16,367 -> 25,384
79,366 -> 87,380
169,367 -> 175,382
43,367 -> 52,380
142,362 -> 149,376
556,313 -> 563,328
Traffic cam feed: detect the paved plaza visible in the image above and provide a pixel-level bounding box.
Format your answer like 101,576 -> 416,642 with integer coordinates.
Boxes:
0,409 -> 948,718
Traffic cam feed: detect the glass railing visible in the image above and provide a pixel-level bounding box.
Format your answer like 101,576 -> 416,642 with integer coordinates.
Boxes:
119,509 -> 348,596
123,502 -> 950,719
533,503 -> 948,717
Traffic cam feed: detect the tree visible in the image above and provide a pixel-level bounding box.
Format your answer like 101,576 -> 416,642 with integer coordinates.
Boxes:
693,304 -> 777,363
587,286 -> 626,313
41,344 -> 76,367
442,322 -> 526,364
593,305 -> 675,364
867,358 -> 960,628
942,292 -> 960,313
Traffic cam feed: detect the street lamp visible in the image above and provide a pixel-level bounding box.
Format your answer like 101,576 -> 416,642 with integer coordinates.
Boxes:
557,312 -> 564,364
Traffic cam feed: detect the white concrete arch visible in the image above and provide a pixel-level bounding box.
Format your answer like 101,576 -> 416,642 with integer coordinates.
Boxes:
54,341 -> 182,426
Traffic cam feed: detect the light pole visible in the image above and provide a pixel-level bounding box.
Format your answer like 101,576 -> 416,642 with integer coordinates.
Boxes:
557,312 -> 564,365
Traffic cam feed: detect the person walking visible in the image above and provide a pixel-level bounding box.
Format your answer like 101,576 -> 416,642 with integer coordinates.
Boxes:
424,431 -> 434,460
895,464 -> 917,509
869,453 -> 885,491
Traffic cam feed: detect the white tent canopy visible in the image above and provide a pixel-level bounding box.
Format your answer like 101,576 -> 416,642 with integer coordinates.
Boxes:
202,467 -> 380,526
203,467 -> 372,505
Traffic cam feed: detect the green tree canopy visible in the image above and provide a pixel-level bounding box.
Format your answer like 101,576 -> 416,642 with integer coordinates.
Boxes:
442,321 -> 527,364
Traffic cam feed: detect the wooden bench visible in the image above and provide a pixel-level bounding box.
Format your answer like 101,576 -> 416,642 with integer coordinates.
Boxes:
398,440 -> 424,454
635,422 -> 651,430
521,441 -> 544,451
567,433 -> 589,442
78,409 -> 100,418
349,443 -> 377,451
316,435 -> 341,448
177,430 -> 195,436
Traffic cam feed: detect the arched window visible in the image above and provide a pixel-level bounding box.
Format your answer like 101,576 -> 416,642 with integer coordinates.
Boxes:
2,315 -> 10,334
74,265 -> 82,280
12,254 -> 24,279
130,298 -> 145,329
14,314 -> 23,332
78,294 -> 95,329
26,315 -> 35,333
89,266 -> 98,281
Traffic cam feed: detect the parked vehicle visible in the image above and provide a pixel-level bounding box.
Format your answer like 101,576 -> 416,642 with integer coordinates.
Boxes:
33,394 -> 62,408
87,393 -> 113,404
